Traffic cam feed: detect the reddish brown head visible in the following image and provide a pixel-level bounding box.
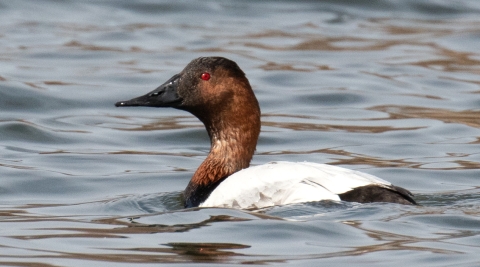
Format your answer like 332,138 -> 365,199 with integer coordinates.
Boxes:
116,57 -> 261,207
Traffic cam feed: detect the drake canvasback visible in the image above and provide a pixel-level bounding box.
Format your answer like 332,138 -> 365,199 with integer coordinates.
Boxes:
115,57 -> 416,209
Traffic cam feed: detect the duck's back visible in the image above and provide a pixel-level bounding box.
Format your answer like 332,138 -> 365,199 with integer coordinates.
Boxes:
200,161 -> 393,209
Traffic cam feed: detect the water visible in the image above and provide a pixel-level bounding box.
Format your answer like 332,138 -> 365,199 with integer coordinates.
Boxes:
1,0 -> 480,266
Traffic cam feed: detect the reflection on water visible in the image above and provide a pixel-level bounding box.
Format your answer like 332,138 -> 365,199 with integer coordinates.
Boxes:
3,201 -> 480,265
263,119 -> 423,133
1,0 -> 480,266
371,105 -> 480,128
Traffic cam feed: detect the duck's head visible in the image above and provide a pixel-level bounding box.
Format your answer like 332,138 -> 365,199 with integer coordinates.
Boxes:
115,57 -> 259,127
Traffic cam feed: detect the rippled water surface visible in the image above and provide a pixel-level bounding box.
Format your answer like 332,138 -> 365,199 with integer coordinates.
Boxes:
1,0 -> 480,266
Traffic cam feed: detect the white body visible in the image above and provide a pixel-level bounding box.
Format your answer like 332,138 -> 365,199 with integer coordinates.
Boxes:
200,161 -> 392,209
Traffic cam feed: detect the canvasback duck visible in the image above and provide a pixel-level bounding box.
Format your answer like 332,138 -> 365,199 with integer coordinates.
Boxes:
115,57 -> 416,209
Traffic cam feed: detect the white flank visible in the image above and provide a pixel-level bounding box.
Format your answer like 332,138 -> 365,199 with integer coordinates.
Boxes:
200,161 -> 391,209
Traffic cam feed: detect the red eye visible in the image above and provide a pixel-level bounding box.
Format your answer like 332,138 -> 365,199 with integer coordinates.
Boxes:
201,72 -> 210,81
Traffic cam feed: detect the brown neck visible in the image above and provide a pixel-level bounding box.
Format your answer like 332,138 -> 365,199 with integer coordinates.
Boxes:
183,79 -> 260,207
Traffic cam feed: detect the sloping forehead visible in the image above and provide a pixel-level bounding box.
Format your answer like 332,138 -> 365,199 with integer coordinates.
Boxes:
184,57 -> 244,76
